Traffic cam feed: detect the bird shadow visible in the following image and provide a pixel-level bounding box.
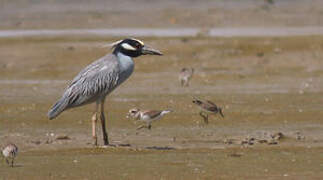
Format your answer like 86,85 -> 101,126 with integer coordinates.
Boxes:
98,143 -> 131,148
4,164 -> 23,168
145,146 -> 176,150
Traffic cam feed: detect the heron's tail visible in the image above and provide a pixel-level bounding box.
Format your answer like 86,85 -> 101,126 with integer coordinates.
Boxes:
48,98 -> 68,120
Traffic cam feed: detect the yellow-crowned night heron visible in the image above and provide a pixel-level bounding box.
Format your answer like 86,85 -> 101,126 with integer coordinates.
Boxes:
48,38 -> 162,146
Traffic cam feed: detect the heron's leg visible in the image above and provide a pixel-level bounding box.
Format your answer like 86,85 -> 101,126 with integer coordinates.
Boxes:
92,102 -> 99,146
148,124 -> 152,130
11,159 -> 14,167
5,158 -> 9,165
100,99 -> 109,145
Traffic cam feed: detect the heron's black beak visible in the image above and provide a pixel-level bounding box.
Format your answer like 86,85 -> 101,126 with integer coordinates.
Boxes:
141,46 -> 163,56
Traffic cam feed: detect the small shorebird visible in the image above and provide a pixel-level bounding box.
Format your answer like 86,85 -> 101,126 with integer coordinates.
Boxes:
48,38 -> 162,146
126,108 -> 172,130
192,98 -> 224,124
179,68 -> 194,87
2,143 -> 18,167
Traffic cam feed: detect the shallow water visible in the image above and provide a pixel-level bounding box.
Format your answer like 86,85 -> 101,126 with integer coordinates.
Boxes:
1,27 -> 323,38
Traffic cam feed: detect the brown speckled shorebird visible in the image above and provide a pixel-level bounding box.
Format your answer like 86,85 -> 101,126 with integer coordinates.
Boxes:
192,98 -> 224,124
179,68 -> 194,87
2,143 -> 18,167
126,108 -> 172,130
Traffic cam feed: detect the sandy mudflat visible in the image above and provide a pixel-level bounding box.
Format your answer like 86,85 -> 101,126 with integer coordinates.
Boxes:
1,0 -> 323,179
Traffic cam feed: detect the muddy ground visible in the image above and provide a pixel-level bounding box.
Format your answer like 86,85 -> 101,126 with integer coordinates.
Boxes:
0,35 -> 322,179
1,0 -> 323,179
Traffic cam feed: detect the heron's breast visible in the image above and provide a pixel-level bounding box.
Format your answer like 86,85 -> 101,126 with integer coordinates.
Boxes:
118,54 -> 135,83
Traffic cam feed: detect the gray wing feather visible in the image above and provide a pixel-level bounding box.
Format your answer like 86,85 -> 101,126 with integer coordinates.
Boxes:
66,54 -> 120,106
48,54 -> 120,119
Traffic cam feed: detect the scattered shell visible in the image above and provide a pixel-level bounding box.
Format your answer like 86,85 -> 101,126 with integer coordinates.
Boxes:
267,139 -> 278,145
257,139 -> 268,144
295,132 -> 305,140
271,132 -> 284,141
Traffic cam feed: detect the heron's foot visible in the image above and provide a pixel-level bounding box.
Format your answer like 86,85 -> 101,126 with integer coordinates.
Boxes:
103,141 -> 109,146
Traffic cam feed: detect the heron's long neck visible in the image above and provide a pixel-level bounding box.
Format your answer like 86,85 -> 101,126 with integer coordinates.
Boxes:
117,52 -> 135,83
117,52 -> 134,72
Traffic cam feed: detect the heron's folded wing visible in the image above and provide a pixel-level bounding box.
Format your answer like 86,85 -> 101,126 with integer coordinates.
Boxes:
64,55 -> 120,107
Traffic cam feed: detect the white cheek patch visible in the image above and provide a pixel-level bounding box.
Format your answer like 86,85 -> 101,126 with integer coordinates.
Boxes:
121,43 -> 137,51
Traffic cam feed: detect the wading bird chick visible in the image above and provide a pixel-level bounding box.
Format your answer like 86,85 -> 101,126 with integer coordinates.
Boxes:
179,68 -> 194,87
48,38 -> 162,146
2,143 -> 18,167
126,108 -> 172,130
192,98 -> 224,124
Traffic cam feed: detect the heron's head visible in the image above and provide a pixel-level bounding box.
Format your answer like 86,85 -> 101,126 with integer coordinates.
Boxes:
108,38 -> 163,58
